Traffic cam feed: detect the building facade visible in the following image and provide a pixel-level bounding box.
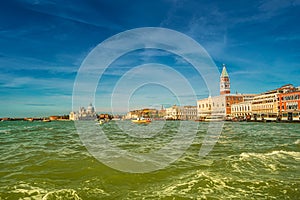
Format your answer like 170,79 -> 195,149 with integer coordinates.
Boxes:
231,101 -> 252,119
278,91 -> 300,121
251,84 -> 297,121
251,93 -> 279,120
165,105 -> 197,120
178,106 -> 198,120
124,108 -> 159,120
197,94 -> 244,120
165,105 -> 179,120
224,95 -> 244,116
69,103 -> 97,120
242,94 -> 257,102
197,96 -> 225,120
197,64 -> 246,120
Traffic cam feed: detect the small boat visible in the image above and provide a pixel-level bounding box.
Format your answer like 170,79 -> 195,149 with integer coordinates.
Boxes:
42,118 -> 51,122
131,117 -> 151,124
99,119 -> 109,125
204,116 -> 223,122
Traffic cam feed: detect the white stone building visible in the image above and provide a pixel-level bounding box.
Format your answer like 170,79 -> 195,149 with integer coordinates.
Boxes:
231,101 -> 252,119
69,103 -> 97,120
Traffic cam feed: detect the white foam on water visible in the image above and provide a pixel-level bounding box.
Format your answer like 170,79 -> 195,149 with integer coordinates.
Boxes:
42,189 -> 82,200
237,150 -> 300,174
81,187 -> 110,197
0,129 -> 11,134
6,183 -> 46,200
265,150 -> 300,160
295,139 -> 300,145
148,170 -> 241,199
240,150 -> 300,160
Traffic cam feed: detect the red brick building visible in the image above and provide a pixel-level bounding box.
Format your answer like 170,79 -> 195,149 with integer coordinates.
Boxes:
278,91 -> 300,121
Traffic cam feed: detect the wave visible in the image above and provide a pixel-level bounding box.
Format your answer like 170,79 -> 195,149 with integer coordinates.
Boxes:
1,184 -> 83,200
0,182 -> 46,200
232,150 -> 300,174
0,129 -> 11,134
42,189 -> 82,200
240,150 -> 300,160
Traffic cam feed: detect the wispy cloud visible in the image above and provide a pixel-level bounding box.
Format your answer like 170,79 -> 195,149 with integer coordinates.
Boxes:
259,0 -> 300,13
18,0 -> 122,31
0,71 -> 74,94
24,103 -> 56,106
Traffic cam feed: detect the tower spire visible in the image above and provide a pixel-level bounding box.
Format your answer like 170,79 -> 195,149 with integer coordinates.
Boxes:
221,64 -> 229,77
220,64 -> 230,95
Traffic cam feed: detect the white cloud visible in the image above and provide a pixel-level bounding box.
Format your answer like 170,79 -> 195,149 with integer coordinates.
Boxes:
0,72 -> 73,93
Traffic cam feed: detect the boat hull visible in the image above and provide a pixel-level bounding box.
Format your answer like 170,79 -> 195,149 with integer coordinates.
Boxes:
131,119 -> 151,124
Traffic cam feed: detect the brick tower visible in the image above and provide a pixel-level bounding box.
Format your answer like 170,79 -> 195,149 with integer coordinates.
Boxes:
220,64 -> 230,95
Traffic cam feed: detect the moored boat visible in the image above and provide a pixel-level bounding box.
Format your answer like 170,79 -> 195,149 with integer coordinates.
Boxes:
131,117 -> 151,124
42,118 -> 51,122
99,120 -> 104,125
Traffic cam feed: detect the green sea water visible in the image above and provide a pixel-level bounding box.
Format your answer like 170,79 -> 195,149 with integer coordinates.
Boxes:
0,121 -> 299,199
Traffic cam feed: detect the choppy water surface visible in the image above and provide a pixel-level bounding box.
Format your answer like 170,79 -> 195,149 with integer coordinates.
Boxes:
0,121 -> 299,199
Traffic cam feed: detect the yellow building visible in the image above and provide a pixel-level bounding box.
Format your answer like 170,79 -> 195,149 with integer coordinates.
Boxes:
165,105 -> 180,120
124,108 -> 158,119
165,105 -> 197,120
251,93 -> 279,120
250,85 -> 295,120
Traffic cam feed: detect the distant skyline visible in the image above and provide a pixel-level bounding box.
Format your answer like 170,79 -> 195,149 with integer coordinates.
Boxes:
0,0 -> 299,117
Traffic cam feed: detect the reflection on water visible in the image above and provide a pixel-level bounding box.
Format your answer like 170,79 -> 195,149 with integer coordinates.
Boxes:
0,121 -> 299,199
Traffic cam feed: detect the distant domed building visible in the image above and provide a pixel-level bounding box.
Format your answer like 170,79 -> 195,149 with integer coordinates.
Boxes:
87,103 -> 95,114
69,103 -> 97,120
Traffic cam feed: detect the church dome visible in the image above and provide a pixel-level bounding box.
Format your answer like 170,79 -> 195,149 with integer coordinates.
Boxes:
87,103 -> 95,113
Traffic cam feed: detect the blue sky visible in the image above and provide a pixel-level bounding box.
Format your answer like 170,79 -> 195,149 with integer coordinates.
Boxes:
0,0 -> 299,117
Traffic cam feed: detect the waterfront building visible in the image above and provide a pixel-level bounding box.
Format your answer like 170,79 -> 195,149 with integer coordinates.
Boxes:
141,108 -> 159,118
278,90 -> 300,121
252,93 -> 279,120
231,101 -> 252,119
230,94 -> 257,119
197,64 -> 244,120
197,64 -> 299,122
165,105 -> 180,120
224,95 -> 244,116
197,96 -> 224,120
69,103 -> 97,120
251,84 -> 296,121
69,112 -> 76,121
197,94 -> 244,120
124,110 -> 140,120
165,105 -> 197,120
124,108 -> 159,119
178,106 -> 198,120
242,94 -> 257,102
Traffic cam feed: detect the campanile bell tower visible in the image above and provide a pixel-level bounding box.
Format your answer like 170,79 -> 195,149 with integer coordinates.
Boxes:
220,64 -> 230,95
